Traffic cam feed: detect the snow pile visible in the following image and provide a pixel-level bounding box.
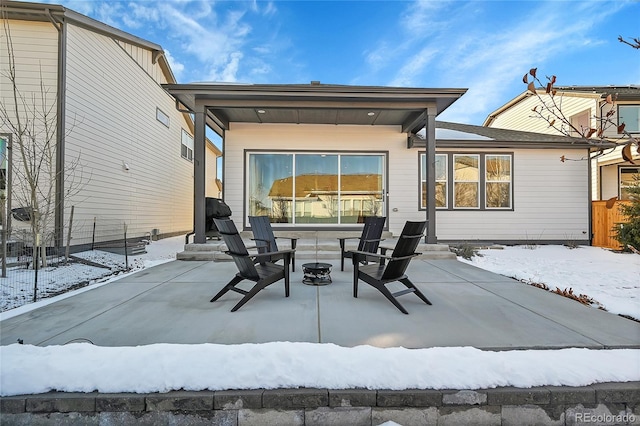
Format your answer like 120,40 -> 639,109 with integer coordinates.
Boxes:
1,342 -> 638,396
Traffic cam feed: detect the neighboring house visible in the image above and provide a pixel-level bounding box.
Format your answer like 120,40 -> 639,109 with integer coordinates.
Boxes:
165,82 -> 594,245
0,1 -> 221,250
483,86 -> 640,202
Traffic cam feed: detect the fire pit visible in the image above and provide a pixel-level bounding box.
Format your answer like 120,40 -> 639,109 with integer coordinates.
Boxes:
302,262 -> 332,286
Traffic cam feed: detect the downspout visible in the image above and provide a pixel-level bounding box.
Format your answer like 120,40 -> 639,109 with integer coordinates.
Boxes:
47,9 -> 66,251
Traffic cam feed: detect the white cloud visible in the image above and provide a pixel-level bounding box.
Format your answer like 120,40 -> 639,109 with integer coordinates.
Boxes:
389,47 -> 439,87
381,0 -> 635,124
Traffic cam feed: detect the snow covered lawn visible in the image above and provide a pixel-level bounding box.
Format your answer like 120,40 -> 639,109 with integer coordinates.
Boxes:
459,245 -> 640,321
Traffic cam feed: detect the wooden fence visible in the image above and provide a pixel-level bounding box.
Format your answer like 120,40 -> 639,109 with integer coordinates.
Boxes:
591,200 -> 631,249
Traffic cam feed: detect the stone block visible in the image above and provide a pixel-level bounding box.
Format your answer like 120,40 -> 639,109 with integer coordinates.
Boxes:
2,412 -> 100,425
25,393 -> 96,413
565,403 -> 630,426
95,394 -> 146,412
501,404 -> 564,426
328,389 -> 377,407
486,387 -> 550,405
372,407 -> 438,426
238,408 -> 304,426
146,391 -> 214,411
1,397 -> 26,413
376,389 -> 442,407
593,382 -> 640,404
546,386 -> 596,405
438,405 -> 501,426
305,406 -> 371,426
262,388 -> 328,409
442,390 -> 487,405
215,390 -> 263,409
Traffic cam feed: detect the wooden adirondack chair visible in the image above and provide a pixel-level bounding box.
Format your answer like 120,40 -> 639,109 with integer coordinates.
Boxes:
351,220 -> 431,314
249,216 -> 299,271
211,218 -> 294,312
338,216 -> 386,271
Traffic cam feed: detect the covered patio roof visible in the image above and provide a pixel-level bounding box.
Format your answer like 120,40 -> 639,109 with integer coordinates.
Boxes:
163,82 -> 467,244
163,82 -> 468,135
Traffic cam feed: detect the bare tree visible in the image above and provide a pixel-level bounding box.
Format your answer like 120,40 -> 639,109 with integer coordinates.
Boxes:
618,36 -> 640,50
0,16 -> 85,268
522,68 -> 639,164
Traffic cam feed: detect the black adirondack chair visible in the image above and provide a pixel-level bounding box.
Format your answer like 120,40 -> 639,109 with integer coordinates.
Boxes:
249,216 -> 298,271
338,216 -> 386,271
211,218 -> 294,312
352,220 -> 431,314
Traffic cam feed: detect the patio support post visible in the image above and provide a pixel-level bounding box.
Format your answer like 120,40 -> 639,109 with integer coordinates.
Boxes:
425,107 -> 437,244
193,106 -> 207,244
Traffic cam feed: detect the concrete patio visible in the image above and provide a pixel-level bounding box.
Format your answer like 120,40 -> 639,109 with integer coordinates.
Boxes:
2,258 -> 638,350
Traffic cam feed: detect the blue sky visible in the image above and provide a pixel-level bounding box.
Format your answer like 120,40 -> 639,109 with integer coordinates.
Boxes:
37,0 -> 640,125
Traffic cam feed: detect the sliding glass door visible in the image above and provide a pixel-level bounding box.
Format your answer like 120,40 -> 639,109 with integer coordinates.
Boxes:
247,152 -> 385,226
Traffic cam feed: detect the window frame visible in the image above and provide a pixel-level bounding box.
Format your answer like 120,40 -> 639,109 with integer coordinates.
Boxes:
453,154 -> 480,209
156,107 -> 170,128
419,153 -> 448,209
619,166 -> 640,200
618,105 -> 640,134
181,129 -> 194,162
420,151 -> 514,211
245,150 -> 388,228
484,154 -> 513,209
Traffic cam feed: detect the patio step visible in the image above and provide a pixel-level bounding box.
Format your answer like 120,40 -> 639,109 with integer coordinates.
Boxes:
176,239 -> 456,261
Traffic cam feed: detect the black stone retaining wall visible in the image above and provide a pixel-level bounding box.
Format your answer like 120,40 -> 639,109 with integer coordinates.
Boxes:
1,382 -> 639,425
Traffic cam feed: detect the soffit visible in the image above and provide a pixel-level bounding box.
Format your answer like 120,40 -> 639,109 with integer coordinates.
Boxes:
164,83 -> 468,135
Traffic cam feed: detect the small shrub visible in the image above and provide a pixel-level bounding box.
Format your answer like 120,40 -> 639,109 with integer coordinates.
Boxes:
614,173 -> 640,253
451,243 -> 481,260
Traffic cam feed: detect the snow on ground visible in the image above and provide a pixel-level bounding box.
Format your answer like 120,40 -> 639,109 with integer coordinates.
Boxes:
0,235 -> 186,312
1,239 -> 639,396
1,343 -> 638,396
459,245 -> 640,321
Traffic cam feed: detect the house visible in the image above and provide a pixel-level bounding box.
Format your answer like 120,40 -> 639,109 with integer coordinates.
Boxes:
0,1 -> 221,251
164,82 -> 595,246
483,86 -> 640,202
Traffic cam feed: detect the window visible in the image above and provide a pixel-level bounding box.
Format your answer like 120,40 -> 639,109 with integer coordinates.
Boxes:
485,155 -> 512,208
181,129 -> 193,161
420,153 -> 447,209
620,167 -> 640,200
247,152 -> 386,225
156,108 -> 170,128
570,110 -> 591,136
420,152 -> 513,210
454,154 -> 480,208
618,105 -> 640,133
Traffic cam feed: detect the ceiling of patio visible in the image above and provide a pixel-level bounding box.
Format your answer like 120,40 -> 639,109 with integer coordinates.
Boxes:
163,82 -> 468,135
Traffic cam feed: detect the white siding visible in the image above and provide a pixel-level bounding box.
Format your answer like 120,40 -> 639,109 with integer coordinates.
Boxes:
489,94 -> 598,135
224,124 -> 589,241
488,92 -> 640,201
0,20 -> 59,237
206,143 -> 220,198
63,24 -> 193,242
437,148 -> 590,241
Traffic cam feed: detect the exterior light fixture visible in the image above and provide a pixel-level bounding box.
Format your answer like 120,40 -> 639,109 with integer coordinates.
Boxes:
367,112 -> 375,116
257,109 -> 266,114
